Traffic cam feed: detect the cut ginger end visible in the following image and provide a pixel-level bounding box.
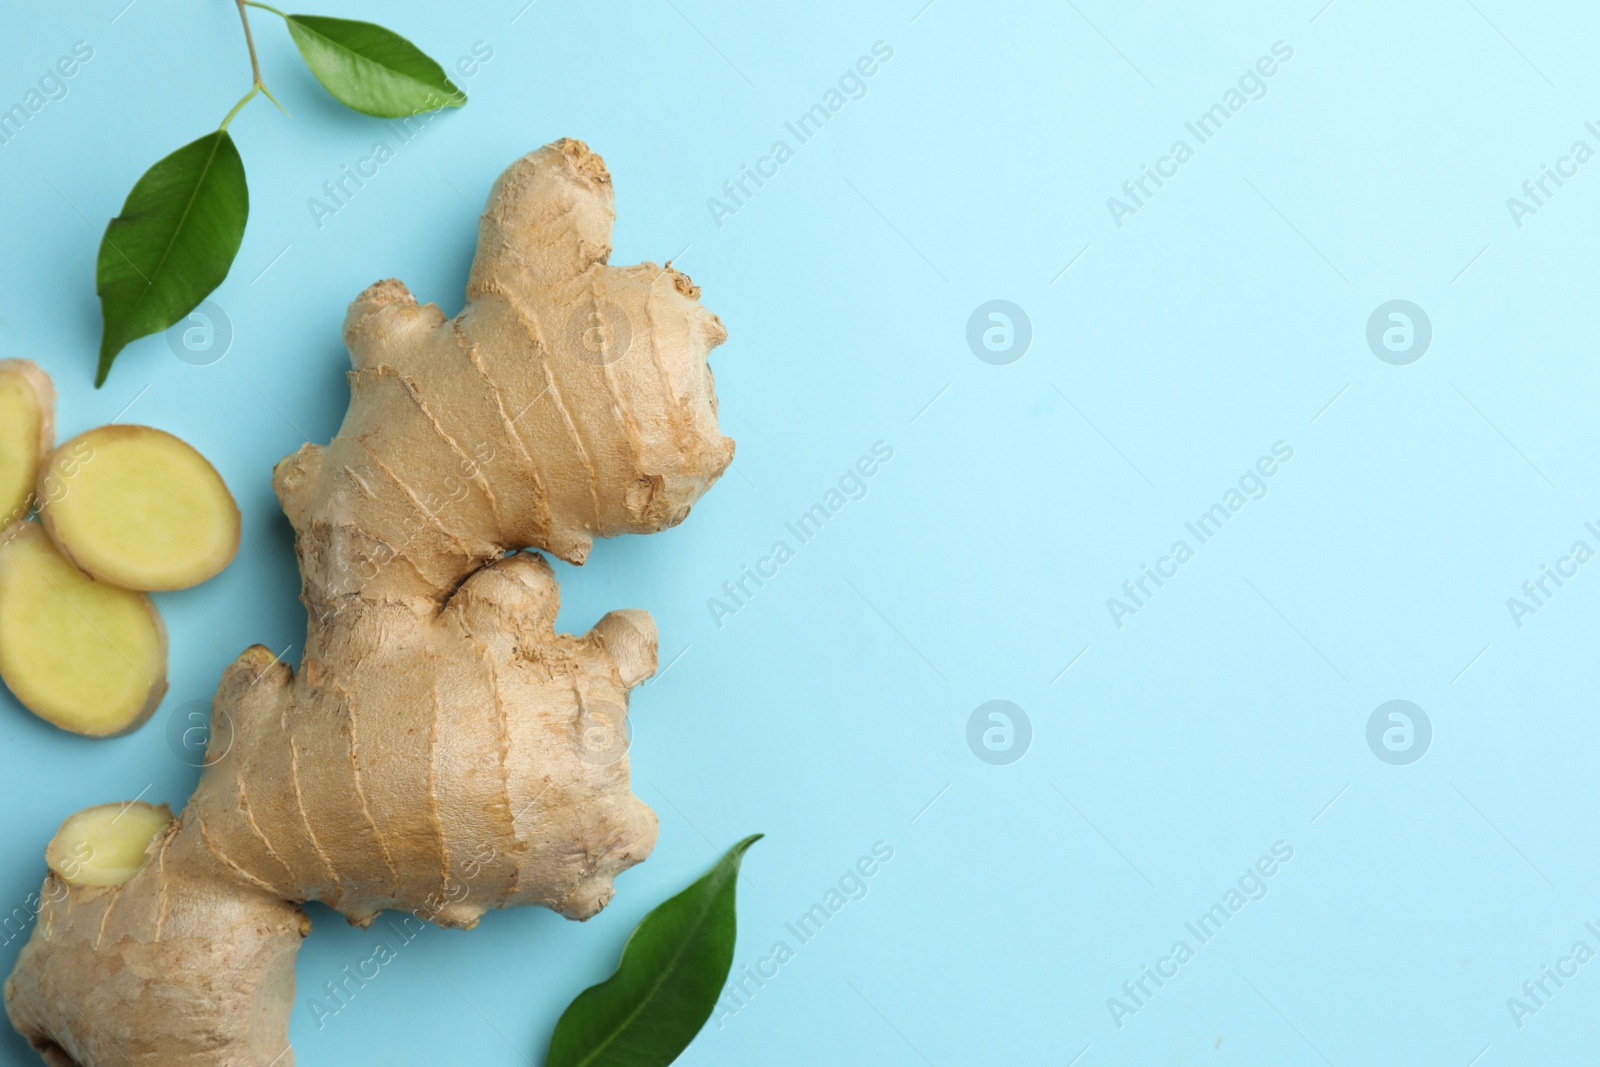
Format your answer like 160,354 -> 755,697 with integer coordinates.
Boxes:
46,802 -> 174,887
0,524 -> 167,737
39,424 -> 240,592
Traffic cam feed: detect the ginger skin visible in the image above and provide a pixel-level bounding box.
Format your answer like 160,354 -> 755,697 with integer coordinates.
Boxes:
5,139 -> 733,1066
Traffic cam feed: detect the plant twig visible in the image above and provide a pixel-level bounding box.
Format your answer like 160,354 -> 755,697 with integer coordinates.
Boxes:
221,0 -> 287,126
235,0 -> 264,86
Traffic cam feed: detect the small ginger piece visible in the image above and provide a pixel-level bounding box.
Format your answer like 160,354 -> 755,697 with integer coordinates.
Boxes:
47,802 -> 174,887
0,523 -> 167,736
38,424 -> 240,591
0,360 -> 55,534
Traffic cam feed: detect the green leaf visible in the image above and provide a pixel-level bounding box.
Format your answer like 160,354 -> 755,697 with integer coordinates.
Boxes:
546,835 -> 764,1067
95,131 -> 248,386
285,15 -> 466,118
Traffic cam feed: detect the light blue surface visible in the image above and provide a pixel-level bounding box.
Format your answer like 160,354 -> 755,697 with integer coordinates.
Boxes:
2,1 -> 1598,1064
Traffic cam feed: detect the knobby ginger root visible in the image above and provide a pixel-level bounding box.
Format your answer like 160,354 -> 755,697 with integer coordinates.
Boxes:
0,523 -> 167,736
0,360 -> 55,534
39,424 -> 241,591
6,139 -> 733,1066
19,803 -> 306,1067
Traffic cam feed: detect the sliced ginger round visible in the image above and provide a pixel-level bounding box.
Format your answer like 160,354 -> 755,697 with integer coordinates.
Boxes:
39,424 -> 240,591
46,801 -> 174,887
0,360 -> 55,533
0,523 -> 167,736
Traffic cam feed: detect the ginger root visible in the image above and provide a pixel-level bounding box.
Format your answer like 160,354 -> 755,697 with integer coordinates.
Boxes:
39,425 -> 241,592
6,139 -> 732,1066
0,523 -> 167,737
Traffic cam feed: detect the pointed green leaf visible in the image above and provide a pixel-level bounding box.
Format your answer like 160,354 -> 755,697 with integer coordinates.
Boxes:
95,131 -> 248,386
285,15 -> 466,118
546,835 -> 764,1067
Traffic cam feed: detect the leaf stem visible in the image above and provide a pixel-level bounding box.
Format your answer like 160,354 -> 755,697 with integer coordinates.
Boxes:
219,85 -> 259,131
243,1 -> 290,19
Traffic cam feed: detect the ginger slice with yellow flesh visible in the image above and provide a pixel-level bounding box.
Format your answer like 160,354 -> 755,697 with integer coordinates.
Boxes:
39,425 -> 240,592
0,523 -> 167,736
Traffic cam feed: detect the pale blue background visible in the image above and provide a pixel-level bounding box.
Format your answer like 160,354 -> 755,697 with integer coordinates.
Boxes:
2,1 -> 1598,1064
